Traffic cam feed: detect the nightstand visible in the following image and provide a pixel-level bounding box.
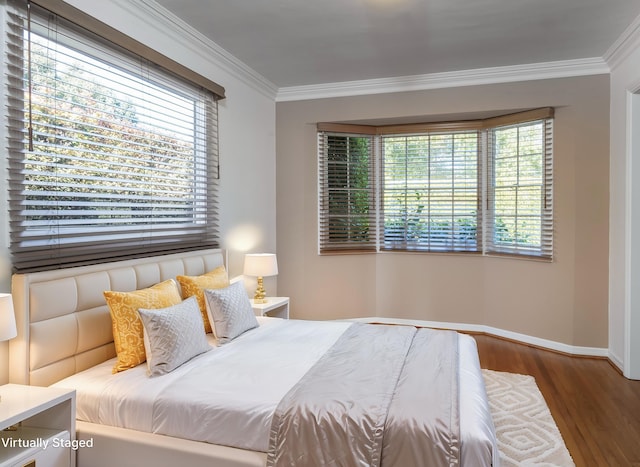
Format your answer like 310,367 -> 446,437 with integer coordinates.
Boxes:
252,297 -> 290,319
0,384 -> 76,467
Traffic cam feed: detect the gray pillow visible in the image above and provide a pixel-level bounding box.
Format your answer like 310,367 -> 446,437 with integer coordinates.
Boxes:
203,281 -> 259,344
138,296 -> 211,376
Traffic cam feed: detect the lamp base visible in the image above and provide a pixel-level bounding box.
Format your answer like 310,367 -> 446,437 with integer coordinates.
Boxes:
253,276 -> 267,303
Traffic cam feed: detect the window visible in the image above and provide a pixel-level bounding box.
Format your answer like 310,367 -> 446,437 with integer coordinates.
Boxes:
5,1 -> 224,272
486,119 -> 553,257
382,131 -> 480,252
317,126 -> 376,252
318,109 -> 554,259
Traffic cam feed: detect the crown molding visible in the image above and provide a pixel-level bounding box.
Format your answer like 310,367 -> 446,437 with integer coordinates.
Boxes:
276,58 -> 610,102
108,0 -> 278,100
604,13 -> 640,71
78,1 -> 627,103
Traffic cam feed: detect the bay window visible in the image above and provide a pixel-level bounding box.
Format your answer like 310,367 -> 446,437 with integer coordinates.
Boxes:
318,108 -> 554,259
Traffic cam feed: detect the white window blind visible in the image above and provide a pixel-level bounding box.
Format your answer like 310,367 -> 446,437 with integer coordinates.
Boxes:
318,130 -> 376,252
382,131 -> 481,252
486,118 -> 553,258
5,1 -> 221,272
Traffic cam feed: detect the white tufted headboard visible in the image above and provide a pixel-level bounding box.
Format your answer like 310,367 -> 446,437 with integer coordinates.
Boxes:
9,249 -> 226,387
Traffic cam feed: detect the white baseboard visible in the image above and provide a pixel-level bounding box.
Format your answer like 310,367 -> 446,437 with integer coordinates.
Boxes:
608,350 -> 624,373
351,317 -> 609,358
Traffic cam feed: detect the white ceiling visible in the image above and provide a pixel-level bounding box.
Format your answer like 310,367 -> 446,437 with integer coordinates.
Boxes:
154,0 -> 640,89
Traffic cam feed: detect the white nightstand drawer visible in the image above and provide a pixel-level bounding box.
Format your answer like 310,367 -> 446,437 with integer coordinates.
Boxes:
0,426 -> 70,467
0,385 -> 75,467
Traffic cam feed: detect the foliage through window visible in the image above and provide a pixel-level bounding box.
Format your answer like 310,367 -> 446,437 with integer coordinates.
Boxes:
5,1 -> 222,272
318,109 -> 554,259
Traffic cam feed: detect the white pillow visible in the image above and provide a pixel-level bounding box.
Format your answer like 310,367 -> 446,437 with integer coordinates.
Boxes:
138,296 -> 211,376
203,281 -> 259,344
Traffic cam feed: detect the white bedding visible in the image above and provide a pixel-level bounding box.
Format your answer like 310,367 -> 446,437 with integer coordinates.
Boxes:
53,318 -> 498,465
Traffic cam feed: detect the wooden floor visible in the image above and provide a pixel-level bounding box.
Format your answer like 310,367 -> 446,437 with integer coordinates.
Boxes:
474,334 -> 640,467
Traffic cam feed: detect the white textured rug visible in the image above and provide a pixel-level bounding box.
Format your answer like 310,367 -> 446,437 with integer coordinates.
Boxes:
482,369 -> 575,466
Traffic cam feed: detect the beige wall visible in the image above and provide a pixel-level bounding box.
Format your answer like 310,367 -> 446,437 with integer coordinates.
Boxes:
276,75 -> 610,348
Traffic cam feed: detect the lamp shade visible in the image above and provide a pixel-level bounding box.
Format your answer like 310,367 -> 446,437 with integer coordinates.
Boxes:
244,253 -> 278,277
0,293 -> 17,342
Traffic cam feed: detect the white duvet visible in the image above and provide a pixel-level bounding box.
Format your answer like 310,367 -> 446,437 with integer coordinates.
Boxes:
53,318 -> 498,465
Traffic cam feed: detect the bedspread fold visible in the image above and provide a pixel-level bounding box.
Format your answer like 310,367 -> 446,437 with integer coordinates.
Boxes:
382,327 -> 460,466
266,323 -> 460,467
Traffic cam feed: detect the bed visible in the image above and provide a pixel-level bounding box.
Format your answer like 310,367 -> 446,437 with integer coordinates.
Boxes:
9,249 -> 499,467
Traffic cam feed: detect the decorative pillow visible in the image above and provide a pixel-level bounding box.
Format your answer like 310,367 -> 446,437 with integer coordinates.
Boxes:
177,265 -> 229,334
104,279 -> 182,373
203,281 -> 259,344
138,296 -> 211,376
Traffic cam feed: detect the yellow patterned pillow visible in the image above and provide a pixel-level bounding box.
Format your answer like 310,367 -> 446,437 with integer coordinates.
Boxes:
177,265 -> 229,333
104,279 -> 182,373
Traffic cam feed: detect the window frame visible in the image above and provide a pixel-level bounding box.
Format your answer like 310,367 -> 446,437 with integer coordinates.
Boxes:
483,109 -> 554,259
380,130 -> 483,253
317,124 -> 377,253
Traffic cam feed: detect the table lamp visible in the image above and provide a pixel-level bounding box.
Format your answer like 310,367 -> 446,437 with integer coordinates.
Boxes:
244,253 -> 278,304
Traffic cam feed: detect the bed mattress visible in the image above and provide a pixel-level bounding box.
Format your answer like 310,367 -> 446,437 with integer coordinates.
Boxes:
52,317 -> 498,465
